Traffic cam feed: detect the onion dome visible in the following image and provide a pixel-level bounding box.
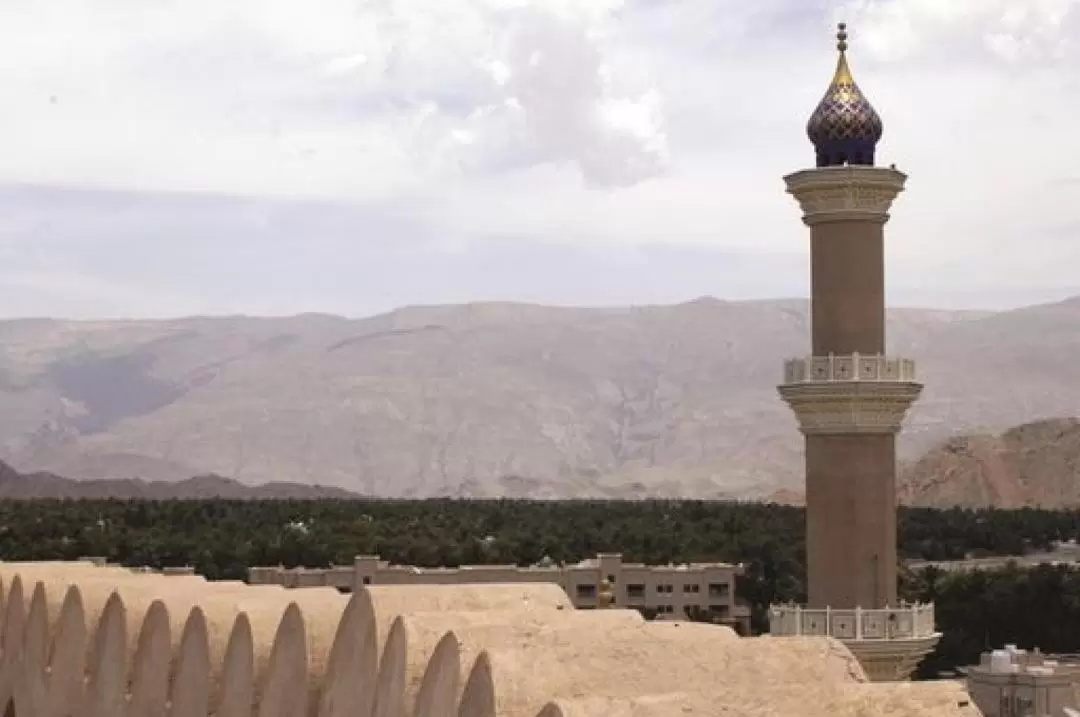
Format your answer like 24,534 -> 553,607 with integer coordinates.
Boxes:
806,23 -> 883,168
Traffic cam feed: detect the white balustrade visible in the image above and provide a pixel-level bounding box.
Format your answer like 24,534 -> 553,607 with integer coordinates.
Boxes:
782,353 -> 917,384
768,603 -> 937,641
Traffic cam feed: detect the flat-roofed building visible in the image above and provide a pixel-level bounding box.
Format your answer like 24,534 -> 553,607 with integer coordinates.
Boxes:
964,645 -> 1080,717
249,552 -> 751,633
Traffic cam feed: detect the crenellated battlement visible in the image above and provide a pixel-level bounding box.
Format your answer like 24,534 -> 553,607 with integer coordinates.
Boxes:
0,561 -> 976,717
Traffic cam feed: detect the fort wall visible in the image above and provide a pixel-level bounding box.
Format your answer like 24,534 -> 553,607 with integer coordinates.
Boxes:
0,562 -> 977,717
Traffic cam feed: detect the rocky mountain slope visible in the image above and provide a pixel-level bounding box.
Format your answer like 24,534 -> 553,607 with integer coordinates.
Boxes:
0,296 -> 1078,500
899,418 -> 1080,509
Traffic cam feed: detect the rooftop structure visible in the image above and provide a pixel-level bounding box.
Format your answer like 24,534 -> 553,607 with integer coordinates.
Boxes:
249,552 -> 751,633
965,645 -> 1080,717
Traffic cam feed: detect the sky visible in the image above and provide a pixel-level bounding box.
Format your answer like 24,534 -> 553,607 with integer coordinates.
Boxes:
0,0 -> 1077,319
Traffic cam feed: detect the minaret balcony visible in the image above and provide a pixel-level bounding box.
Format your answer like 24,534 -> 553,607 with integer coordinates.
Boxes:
769,601 -> 937,641
768,602 -> 941,681
783,353 -> 917,384
778,353 -> 921,435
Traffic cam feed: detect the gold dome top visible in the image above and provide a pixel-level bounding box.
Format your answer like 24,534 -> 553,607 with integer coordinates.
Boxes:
806,23 -> 883,167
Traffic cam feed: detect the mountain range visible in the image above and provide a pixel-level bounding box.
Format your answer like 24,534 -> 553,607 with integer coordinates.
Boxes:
1,296 -> 1077,501
0,460 -> 357,500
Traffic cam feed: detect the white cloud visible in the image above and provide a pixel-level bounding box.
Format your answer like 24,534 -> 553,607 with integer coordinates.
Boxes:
0,0 -> 666,199
838,0 -> 1076,62
322,54 -> 370,77
0,0 -> 1076,316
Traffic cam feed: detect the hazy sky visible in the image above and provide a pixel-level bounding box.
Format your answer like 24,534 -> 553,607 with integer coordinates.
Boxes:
0,0 -> 1077,319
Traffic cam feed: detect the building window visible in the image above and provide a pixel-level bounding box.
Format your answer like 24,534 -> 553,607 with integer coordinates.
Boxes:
607,574 -> 616,584
707,583 -> 729,598
683,584 -> 700,594
656,584 -> 673,594
708,604 -> 730,617
576,584 -> 597,599
626,584 -> 645,599
362,576 -> 371,585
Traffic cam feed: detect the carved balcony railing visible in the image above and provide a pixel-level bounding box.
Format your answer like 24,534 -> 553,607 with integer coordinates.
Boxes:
767,602 -> 937,641
782,353 -> 918,385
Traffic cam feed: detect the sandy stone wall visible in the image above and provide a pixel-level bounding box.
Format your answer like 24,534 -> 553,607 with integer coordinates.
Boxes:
0,562 -> 980,717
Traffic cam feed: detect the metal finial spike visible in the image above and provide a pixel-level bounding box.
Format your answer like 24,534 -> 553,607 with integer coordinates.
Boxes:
836,22 -> 848,53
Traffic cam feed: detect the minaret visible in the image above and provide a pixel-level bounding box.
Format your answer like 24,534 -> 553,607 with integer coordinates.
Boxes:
771,24 -> 939,681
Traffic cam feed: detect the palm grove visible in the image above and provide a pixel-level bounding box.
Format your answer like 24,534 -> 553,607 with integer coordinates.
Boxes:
3,498 -> 1079,677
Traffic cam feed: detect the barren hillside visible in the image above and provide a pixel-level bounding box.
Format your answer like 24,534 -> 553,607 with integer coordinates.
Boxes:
0,296 -> 1074,499
899,418 -> 1080,509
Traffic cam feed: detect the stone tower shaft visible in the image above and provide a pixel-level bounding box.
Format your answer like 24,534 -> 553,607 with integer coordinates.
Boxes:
779,165 -> 921,611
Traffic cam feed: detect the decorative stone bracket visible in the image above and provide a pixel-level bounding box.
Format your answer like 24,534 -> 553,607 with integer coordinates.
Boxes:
784,165 -> 906,226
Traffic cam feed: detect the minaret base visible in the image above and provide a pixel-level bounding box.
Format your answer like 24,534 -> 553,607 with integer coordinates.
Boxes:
842,634 -> 941,682
768,603 -> 939,682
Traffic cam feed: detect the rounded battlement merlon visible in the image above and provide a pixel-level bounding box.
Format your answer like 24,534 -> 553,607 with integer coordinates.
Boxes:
778,353 -> 921,435
784,165 -> 906,226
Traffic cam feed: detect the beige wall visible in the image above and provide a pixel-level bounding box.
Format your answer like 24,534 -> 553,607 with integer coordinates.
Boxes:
250,553 -> 751,632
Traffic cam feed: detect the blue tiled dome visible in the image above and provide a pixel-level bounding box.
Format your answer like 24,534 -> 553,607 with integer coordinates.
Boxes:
806,24 -> 883,168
